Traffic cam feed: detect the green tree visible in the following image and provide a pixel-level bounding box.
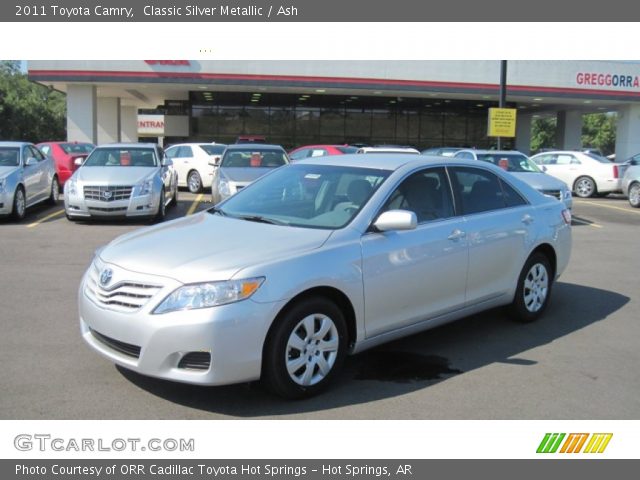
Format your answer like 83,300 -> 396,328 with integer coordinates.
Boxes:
530,117 -> 557,153
582,113 -> 616,156
0,60 -> 66,142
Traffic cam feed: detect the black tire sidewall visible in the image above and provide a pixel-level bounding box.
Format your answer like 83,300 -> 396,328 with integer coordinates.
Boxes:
263,297 -> 348,399
49,176 -> 59,204
629,184 -> 640,208
155,191 -> 166,222
12,188 -> 26,220
510,253 -> 553,323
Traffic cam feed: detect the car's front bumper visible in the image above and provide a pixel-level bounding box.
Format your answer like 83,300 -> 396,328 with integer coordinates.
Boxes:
65,190 -> 160,218
0,190 -> 13,215
78,264 -> 283,386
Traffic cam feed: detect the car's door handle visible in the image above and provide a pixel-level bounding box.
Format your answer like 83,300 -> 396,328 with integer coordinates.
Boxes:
522,214 -> 534,225
447,229 -> 466,241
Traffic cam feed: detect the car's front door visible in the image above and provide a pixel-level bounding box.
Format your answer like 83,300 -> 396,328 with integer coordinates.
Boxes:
361,167 -> 468,338
21,145 -> 43,204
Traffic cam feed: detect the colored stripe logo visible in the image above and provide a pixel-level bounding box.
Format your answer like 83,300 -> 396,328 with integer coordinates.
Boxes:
537,433 -> 612,453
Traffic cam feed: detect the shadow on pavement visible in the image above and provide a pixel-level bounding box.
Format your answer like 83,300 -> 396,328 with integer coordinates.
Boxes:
117,282 -> 628,417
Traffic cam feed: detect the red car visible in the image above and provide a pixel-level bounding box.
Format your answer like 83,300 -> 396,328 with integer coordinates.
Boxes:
37,142 -> 95,189
289,144 -> 358,161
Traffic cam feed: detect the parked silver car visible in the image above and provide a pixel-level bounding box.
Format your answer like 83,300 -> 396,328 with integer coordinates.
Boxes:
454,150 -> 573,210
210,144 -> 289,204
0,141 -> 59,220
79,155 -> 572,398
64,143 -> 178,221
621,158 -> 640,207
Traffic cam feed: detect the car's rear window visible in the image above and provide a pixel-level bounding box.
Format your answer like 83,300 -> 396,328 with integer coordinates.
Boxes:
585,153 -> 612,164
221,149 -> 288,168
60,143 -> 94,154
336,146 -> 358,154
199,144 -> 226,155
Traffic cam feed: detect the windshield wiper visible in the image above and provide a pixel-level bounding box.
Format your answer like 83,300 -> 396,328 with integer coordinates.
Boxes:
236,215 -> 287,226
208,206 -> 227,216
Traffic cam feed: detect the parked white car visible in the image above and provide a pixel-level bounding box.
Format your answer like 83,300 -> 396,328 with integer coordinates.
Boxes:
357,146 -> 420,155
165,143 -> 226,193
0,141 -> 59,220
530,151 -> 622,198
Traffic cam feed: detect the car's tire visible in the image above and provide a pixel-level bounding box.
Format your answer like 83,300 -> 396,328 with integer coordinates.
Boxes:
509,252 -> 553,323
48,176 -> 59,205
187,170 -> 202,193
154,190 -> 166,223
628,182 -> 640,208
12,187 -> 26,221
262,297 -> 348,399
169,183 -> 178,207
574,176 -> 597,198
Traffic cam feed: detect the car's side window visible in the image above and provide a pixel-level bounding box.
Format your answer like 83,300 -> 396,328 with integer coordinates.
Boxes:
39,145 -> 51,157
556,154 -> 574,165
534,154 -> 556,165
165,147 -> 178,159
449,167 -> 512,215
21,146 -> 31,164
382,167 -> 455,223
289,149 -> 310,161
500,179 -> 528,207
29,146 -> 45,161
311,149 -> 327,157
455,151 -> 474,160
176,146 -> 193,158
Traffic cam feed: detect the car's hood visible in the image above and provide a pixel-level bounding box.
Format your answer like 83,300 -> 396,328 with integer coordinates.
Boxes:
75,166 -> 155,185
510,172 -> 568,190
100,212 -> 333,283
220,167 -> 274,183
0,166 -> 19,178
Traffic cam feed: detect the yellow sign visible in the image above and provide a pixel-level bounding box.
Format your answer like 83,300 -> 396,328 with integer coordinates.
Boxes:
488,108 -> 517,137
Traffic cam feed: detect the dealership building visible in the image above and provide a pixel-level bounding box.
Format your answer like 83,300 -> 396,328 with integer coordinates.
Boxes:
28,60 -> 640,157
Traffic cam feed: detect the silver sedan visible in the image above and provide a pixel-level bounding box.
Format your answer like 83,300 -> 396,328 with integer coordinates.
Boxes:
79,155 -> 572,398
64,143 -> 178,221
621,158 -> 640,207
0,141 -> 58,220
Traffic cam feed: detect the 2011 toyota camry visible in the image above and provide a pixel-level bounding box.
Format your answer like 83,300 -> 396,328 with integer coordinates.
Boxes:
79,155 -> 572,398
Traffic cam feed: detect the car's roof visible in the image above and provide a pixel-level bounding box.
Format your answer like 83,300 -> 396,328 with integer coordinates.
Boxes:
37,141 -> 93,145
226,144 -> 284,151
167,143 -> 226,148
531,150 -> 584,155
297,153 -> 489,170
93,143 -> 159,150
459,149 -> 527,155
0,141 -> 32,147
293,144 -> 346,149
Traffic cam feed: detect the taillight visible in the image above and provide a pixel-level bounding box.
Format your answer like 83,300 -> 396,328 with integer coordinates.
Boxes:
561,209 -> 572,225
613,165 -> 619,179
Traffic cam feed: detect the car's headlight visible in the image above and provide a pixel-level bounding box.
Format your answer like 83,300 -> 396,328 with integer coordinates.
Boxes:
218,178 -> 231,197
153,277 -> 265,314
135,179 -> 153,197
0,178 -> 6,194
66,178 -> 77,195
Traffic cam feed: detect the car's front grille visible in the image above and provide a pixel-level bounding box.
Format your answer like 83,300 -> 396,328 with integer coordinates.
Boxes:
85,263 -> 163,312
88,206 -> 128,213
178,352 -> 211,370
541,189 -> 562,200
84,185 -> 133,202
90,329 -> 141,358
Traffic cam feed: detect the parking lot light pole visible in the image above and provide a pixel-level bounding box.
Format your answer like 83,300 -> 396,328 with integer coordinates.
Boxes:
497,60 -> 507,150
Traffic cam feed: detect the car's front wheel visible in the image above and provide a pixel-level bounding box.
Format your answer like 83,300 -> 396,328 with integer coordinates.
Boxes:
628,182 -> 640,208
12,187 -> 26,221
155,190 -> 166,222
263,297 -> 347,399
510,252 -> 553,323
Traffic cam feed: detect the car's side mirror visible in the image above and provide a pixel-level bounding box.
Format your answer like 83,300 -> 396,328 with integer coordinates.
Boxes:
372,210 -> 417,232
25,157 -> 38,167
541,165 -> 548,172
630,159 -> 638,166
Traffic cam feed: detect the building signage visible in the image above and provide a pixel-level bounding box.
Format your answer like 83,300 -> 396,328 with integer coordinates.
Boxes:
576,72 -> 640,89
487,108 -> 517,137
138,115 -> 165,136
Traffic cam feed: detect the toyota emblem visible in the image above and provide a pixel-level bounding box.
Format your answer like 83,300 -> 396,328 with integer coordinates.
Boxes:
100,268 -> 113,286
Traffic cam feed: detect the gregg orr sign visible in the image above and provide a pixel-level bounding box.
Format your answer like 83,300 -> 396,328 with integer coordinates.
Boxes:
576,72 -> 640,89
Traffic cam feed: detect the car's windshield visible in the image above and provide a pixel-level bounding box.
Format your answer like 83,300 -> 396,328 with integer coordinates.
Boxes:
221,148 -> 288,168
211,164 -> 390,229
199,144 -> 226,155
0,147 -> 20,167
476,153 -> 542,173
83,148 -> 158,167
585,152 -> 613,164
60,143 -> 94,154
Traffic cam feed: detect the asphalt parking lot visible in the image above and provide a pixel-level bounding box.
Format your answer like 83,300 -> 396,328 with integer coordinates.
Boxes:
0,192 -> 639,419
